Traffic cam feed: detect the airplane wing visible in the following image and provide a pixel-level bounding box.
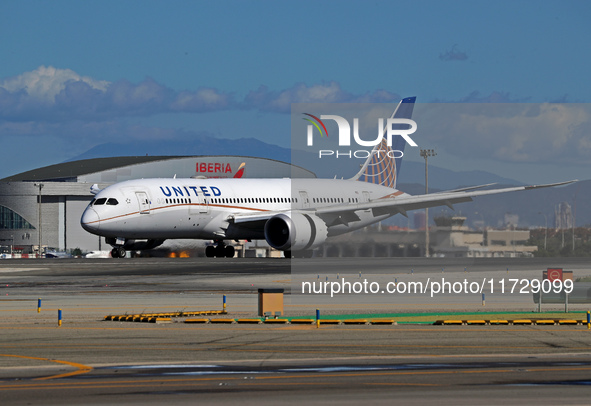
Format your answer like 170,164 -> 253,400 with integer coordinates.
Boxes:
318,180 -> 577,220
230,180 -> 576,226
434,183 -> 497,193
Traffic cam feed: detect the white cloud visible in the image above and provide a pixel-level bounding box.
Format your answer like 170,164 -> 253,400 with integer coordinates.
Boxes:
0,68 -> 403,121
420,102 -> 591,164
245,82 -> 400,113
0,66 -> 237,119
171,87 -> 232,112
0,66 -> 109,103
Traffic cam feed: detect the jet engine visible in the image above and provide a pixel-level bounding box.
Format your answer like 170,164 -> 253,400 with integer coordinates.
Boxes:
264,212 -> 328,251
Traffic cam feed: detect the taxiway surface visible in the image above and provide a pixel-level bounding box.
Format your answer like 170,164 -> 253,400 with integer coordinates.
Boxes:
1,257 -> 591,405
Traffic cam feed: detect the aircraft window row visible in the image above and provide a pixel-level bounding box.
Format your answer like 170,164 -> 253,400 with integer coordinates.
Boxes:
312,197 -> 346,204
209,197 -> 298,205
311,197 -> 358,203
165,198 -> 192,204
93,198 -> 119,206
158,197 -> 303,206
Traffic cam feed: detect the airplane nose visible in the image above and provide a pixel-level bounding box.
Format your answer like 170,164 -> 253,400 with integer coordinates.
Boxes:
81,208 -> 100,232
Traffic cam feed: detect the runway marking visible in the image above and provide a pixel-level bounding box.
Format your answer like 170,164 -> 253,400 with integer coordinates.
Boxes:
285,303 -> 513,307
3,325 -> 591,336
2,365 -> 591,391
188,342 -> 589,350
0,354 -> 93,380
366,382 -> 441,386
236,365 -> 591,381
0,268 -> 45,273
216,348 -> 392,356
0,305 -> 244,310
2,340 -> 588,352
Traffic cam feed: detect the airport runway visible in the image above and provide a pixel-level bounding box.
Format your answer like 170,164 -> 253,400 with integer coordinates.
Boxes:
1,257 -> 591,404
3,256 -> 590,277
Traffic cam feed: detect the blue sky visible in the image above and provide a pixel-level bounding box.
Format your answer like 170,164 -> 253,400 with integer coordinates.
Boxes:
0,0 -> 590,183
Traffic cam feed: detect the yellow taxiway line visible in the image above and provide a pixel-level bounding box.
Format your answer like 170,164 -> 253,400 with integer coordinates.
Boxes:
0,353 -> 92,380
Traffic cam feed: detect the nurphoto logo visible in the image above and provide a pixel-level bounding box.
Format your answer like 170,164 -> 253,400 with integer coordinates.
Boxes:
303,113 -> 418,159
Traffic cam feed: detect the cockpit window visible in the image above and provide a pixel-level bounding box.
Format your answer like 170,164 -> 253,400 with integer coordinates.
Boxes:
94,198 -> 107,205
106,198 -> 119,206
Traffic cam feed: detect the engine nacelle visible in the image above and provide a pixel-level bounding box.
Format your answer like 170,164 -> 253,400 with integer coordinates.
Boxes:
264,212 -> 328,251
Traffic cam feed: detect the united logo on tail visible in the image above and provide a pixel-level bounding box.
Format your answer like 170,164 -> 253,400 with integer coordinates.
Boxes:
358,138 -> 399,189
351,96 -> 416,190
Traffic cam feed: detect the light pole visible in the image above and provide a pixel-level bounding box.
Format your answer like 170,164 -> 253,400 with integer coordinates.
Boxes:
572,191 -> 578,253
538,212 -> 547,251
34,183 -> 44,258
420,149 -> 436,257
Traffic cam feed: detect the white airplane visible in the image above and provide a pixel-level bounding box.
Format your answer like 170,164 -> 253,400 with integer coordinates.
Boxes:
81,97 -> 575,258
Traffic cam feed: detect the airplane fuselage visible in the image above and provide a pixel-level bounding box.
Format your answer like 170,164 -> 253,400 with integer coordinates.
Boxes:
79,95 -> 575,259
81,178 -> 406,242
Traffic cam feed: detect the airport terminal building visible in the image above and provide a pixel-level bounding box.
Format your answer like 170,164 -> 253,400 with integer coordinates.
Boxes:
0,156 -> 315,256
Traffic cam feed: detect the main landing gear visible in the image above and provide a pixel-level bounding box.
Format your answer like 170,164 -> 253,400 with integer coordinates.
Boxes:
110,247 -> 127,258
205,240 -> 235,258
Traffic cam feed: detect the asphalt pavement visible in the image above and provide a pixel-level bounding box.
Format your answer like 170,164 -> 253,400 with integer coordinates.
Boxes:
1,257 -> 591,405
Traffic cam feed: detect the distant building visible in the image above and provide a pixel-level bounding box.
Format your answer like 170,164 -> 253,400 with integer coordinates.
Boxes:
319,216 -> 537,258
0,156 -> 315,256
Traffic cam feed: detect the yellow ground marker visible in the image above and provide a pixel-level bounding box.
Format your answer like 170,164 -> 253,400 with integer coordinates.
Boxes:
466,320 -> 486,325
558,320 -> 580,325
151,317 -> 172,324
488,320 -> 509,325
263,319 -> 289,324
318,320 -> 341,325
103,309 -> 229,322
236,318 -> 263,324
535,320 -> 556,325
209,318 -> 236,324
290,319 -> 315,324
511,319 -> 533,325
369,319 -> 396,325
184,318 -> 209,323
441,320 -> 463,325
342,319 -> 369,325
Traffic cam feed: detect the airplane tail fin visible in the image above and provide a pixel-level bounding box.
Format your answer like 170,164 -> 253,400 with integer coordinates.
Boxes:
350,97 -> 416,189
233,162 -> 246,178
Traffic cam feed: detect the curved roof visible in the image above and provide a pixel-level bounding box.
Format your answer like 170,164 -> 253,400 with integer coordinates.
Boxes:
1,156 -> 315,182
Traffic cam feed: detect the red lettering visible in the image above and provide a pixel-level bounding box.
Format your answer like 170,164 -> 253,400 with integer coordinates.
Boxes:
196,162 -> 233,173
